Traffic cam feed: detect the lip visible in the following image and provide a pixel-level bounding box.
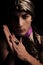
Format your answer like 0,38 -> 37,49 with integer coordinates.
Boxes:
16,29 -> 25,32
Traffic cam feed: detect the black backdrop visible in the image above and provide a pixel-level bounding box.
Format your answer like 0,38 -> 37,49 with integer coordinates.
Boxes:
0,0 -> 43,35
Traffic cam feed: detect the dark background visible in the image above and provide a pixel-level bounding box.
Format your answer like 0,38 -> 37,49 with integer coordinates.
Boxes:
0,0 -> 43,35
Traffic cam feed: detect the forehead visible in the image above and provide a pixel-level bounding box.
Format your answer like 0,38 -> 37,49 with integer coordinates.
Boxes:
15,11 -> 30,16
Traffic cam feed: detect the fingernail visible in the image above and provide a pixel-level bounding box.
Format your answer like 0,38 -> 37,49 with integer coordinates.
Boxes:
3,25 -> 5,29
20,37 -> 22,42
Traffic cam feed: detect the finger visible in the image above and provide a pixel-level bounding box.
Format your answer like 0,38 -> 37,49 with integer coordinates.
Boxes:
12,34 -> 19,45
12,33 -> 16,40
3,25 -> 11,40
3,25 -> 14,52
3,25 -> 11,42
3,25 -> 11,35
20,37 -> 22,44
11,39 -> 19,52
12,33 -> 19,42
10,36 -> 18,48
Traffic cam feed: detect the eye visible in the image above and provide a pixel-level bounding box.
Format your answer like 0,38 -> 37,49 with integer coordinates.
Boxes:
22,14 -> 30,19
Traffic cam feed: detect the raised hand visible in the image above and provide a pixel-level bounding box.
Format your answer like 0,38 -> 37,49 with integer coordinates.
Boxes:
10,34 -> 28,60
3,25 -> 14,52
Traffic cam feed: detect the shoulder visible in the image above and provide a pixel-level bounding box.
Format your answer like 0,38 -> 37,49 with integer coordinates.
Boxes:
32,26 -> 43,43
35,32 -> 43,43
33,28 -> 43,63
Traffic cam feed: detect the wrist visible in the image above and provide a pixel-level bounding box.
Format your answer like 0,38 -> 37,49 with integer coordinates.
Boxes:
25,53 -> 42,65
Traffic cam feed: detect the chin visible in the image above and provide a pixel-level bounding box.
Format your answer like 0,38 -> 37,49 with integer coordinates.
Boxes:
18,32 -> 27,36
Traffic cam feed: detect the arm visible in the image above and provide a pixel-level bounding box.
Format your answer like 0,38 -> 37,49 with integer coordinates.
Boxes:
1,47 -> 9,61
25,52 -> 43,65
0,43 -> 14,65
0,25 -> 13,63
3,25 -> 43,65
0,41 -> 9,64
3,25 -> 14,53
0,25 -> 14,64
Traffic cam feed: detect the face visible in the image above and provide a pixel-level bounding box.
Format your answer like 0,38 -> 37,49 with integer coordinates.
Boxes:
12,12 -> 32,36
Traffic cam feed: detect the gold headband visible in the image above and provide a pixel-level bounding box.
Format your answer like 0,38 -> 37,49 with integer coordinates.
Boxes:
15,0 -> 34,18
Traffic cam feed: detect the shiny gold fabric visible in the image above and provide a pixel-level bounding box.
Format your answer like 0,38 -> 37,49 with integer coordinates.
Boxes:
15,0 -> 34,18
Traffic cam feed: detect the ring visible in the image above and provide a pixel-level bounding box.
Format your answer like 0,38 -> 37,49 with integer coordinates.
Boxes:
15,41 -> 19,45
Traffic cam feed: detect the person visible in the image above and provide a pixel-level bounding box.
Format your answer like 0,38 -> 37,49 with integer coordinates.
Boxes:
0,0 -> 43,65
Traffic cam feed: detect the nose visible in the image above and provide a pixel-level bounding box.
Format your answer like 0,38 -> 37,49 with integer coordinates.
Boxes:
19,16 -> 24,27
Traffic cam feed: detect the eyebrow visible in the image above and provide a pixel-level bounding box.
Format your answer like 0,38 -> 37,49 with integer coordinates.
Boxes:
20,12 -> 28,15
15,11 -> 29,16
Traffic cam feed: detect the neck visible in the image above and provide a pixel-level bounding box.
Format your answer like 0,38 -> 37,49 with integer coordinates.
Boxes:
25,27 -> 32,37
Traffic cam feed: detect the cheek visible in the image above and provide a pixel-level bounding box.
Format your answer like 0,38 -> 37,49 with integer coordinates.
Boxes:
24,19 -> 32,30
25,19 -> 31,27
26,18 -> 32,26
26,16 -> 32,23
24,22 -> 30,31
27,18 -> 32,23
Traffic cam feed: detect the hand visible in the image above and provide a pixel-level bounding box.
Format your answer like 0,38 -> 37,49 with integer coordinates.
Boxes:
10,34 -> 28,60
3,26 -> 43,65
3,25 -> 28,60
9,34 -> 43,65
3,25 -> 14,52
